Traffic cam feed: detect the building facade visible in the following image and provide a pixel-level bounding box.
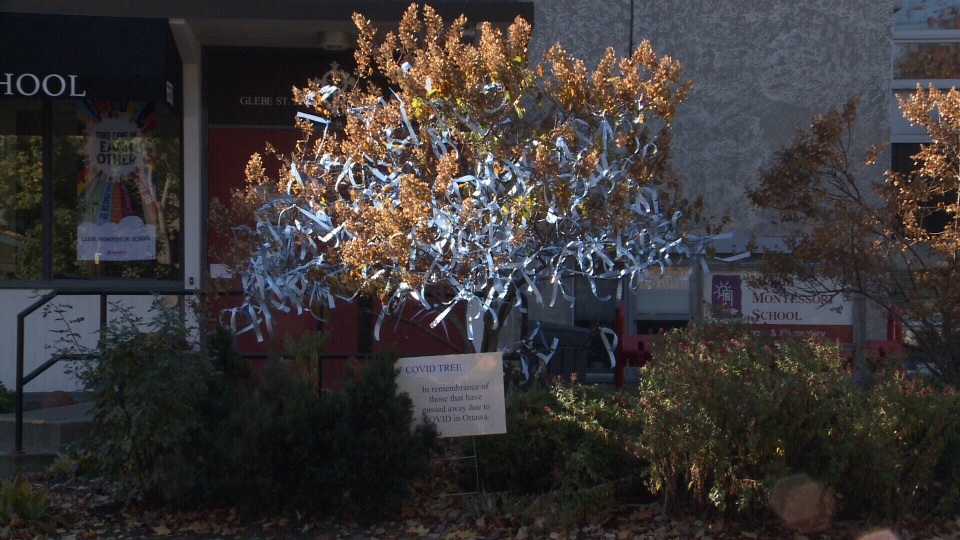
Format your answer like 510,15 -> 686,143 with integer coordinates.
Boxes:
0,0 -> 908,392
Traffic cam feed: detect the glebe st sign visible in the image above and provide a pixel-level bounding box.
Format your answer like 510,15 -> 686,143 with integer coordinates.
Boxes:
1,73 -> 86,97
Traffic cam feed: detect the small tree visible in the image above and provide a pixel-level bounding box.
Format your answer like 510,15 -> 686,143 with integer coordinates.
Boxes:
748,88 -> 960,384
226,5 -> 711,355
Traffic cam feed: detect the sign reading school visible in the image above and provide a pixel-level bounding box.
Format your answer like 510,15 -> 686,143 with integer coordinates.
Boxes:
397,352 -> 507,438
706,273 -> 853,342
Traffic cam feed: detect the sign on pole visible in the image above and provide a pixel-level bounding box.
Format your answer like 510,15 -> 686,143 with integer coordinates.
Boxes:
397,352 -> 507,438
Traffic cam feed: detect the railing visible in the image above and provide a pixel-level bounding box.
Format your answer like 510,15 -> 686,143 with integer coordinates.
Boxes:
15,289 -> 196,454
14,288 -> 376,454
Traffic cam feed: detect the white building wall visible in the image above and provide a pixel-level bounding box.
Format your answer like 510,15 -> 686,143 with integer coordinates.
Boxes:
0,292 -> 189,392
635,1 -> 891,236
1,293 -> 132,392
531,0 -> 891,237
0,291 -> 95,393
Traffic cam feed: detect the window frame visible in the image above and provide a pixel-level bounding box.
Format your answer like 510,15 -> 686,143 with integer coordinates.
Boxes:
892,5 -> 960,144
890,3 -> 960,237
0,96 -> 185,291
891,32 -> 960,88
892,26 -> 960,90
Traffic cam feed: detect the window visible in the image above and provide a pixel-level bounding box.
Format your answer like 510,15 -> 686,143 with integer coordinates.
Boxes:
891,2 -> 960,235
892,1 -> 960,138
894,42 -> 960,79
632,267 -> 689,334
0,13 -> 183,286
893,1 -> 960,89
0,98 -> 181,282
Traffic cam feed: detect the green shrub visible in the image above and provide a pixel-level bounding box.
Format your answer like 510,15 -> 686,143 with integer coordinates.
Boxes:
472,379 -> 643,498
0,381 -> 14,414
285,330 -> 328,392
935,394 -> 960,514
67,305 -> 211,504
638,321 -> 853,514
207,323 -> 251,386
854,369 -> 959,517
200,350 -> 438,522
320,352 -> 439,520
548,378 -> 646,492
0,474 -> 49,525
67,310 -> 437,521
197,356 -> 324,510
471,388 -> 563,494
635,319 -> 960,519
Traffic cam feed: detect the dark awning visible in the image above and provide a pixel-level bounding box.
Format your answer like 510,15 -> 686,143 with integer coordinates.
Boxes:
0,2 -> 534,25
0,13 -> 181,107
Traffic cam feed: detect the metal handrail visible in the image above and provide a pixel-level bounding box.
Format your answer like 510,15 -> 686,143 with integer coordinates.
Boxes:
15,289 -> 197,453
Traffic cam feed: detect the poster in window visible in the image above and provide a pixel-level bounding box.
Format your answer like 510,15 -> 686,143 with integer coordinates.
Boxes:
76,101 -> 158,261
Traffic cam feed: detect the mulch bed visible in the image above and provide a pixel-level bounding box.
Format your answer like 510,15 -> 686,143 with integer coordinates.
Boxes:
4,473 -> 960,540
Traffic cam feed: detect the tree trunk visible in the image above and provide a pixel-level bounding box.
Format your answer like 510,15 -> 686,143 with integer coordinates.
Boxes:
481,321 -> 500,354
479,283 -> 520,353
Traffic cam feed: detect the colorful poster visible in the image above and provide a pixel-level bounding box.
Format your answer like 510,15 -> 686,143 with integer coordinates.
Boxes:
76,101 -> 157,261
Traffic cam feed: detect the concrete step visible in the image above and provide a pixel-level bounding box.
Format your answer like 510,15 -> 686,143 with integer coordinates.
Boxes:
0,451 -> 59,478
0,402 -> 93,477
584,367 -> 641,384
0,402 -> 94,453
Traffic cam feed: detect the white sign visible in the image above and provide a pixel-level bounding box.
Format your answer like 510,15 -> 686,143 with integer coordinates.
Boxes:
77,216 -> 156,262
706,273 -> 854,341
397,352 -> 507,438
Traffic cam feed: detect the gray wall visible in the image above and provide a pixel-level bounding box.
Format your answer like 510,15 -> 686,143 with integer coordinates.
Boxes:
529,0 -> 892,237
529,0 -> 633,61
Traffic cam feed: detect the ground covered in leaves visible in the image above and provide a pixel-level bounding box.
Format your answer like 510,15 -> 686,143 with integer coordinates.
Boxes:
3,473 -> 959,540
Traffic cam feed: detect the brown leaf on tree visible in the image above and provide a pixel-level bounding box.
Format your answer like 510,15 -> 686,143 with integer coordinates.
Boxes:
748,89 -> 960,384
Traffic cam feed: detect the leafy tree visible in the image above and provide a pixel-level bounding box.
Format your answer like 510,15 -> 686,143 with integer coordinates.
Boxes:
0,134 -> 89,279
747,88 -> 960,384
0,135 -> 42,279
227,5 -> 712,353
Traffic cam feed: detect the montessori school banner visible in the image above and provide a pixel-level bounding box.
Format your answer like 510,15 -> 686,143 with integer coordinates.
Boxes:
706,273 -> 853,342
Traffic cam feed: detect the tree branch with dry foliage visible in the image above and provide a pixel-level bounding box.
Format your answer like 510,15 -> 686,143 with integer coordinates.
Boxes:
748,89 -> 960,383
224,4 -> 713,355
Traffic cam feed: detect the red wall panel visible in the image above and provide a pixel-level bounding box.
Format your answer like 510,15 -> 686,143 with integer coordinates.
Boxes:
207,127 -> 469,381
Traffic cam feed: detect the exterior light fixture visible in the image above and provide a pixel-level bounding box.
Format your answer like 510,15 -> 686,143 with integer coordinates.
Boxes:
317,30 -> 355,51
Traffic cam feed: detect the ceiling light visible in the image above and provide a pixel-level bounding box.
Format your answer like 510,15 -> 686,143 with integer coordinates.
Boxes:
317,30 -> 355,51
